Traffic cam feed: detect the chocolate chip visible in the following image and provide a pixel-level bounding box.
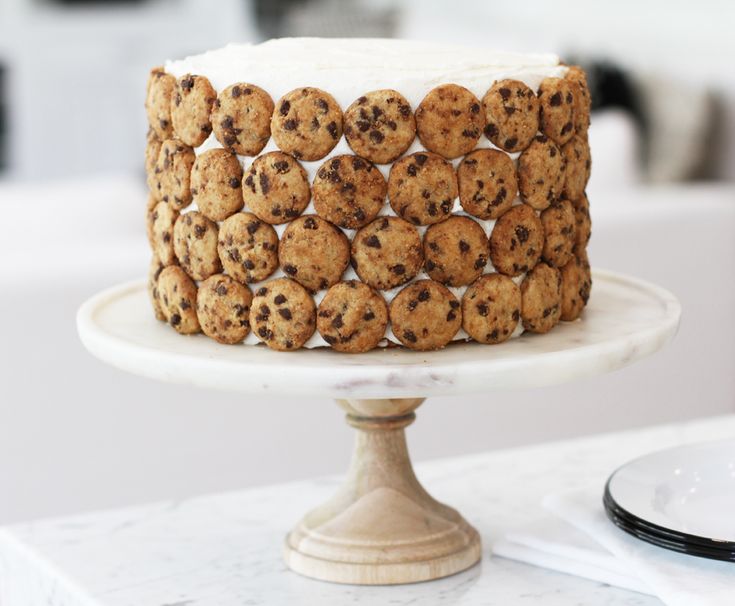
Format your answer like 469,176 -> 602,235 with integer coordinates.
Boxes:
283,264 -> 297,275
418,289 -> 430,302
303,217 -> 317,230
477,303 -> 488,316
231,86 -> 241,98
407,164 -> 417,177
274,160 -> 290,173
326,121 -> 339,140
403,330 -> 417,343
369,130 -> 384,144
229,177 -> 240,189
316,98 -> 329,112
279,100 -> 290,115
352,157 -> 366,170
504,137 -> 518,149
363,310 -> 375,321
549,92 -> 562,107
515,225 -> 530,244
247,221 -> 261,235
391,264 -> 406,275
499,88 -> 511,101
170,313 -> 182,326
278,308 -> 292,320
489,329 -> 499,341
256,287 -> 268,296
364,235 -> 381,248
216,284 -> 228,296
331,314 -> 343,329
512,309 -> 520,321
415,153 -> 428,165
244,259 -> 255,270
484,123 -> 498,138
284,119 -> 297,131
446,310 -> 457,321
459,240 -> 470,253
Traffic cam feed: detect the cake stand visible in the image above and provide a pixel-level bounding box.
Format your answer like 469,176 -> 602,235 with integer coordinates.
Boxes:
76,269 -> 680,585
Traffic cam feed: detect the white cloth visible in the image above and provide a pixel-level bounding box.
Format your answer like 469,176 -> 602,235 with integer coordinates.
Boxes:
493,485 -> 735,606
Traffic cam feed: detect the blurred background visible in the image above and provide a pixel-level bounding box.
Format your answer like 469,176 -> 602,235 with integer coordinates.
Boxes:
0,0 -> 733,524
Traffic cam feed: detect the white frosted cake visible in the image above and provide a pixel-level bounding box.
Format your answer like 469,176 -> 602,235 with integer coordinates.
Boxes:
145,38 -> 592,352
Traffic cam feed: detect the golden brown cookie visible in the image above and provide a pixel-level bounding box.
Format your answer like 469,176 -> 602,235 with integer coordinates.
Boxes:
250,278 -> 316,351
461,273 -> 521,344
145,67 -> 175,139
538,77 -> 576,146
388,152 -> 458,225
190,148 -> 244,222
211,83 -> 274,156
423,216 -> 489,287
148,253 -> 166,321
171,74 -> 217,147
344,90 -> 416,164
415,84 -> 483,159
145,130 -> 162,196
571,192 -> 591,247
389,280 -> 462,351
173,211 -> 222,281
517,135 -> 565,210
521,262 -> 562,334
313,155 -> 387,229
561,134 -> 591,200
270,87 -> 343,161
317,281 -> 389,353
560,247 -> 592,321
148,201 -> 179,266
278,215 -> 350,292
565,66 -> 591,136
541,199 -> 576,268
457,148 -> 518,220
217,212 -> 279,284
152,139 -> 196,210
242,151 -> 311,225
196,274 -> 253,344
157,265 -> 200,334
489,203 -> 544,277
482,79 -> 540,153
351,216 -> 424,290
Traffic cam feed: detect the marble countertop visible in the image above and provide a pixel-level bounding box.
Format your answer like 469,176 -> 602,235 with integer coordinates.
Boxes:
2,414 -> 734,606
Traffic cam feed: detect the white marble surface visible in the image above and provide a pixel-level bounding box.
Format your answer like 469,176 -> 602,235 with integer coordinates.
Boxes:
76,269 -> 680,398
2,415 -> 733,606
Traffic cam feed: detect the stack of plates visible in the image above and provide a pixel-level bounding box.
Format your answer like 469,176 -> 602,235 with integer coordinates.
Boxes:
604,439 -> 735,562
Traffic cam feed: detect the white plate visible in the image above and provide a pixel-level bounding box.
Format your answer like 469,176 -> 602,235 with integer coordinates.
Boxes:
607,439 -> 735,545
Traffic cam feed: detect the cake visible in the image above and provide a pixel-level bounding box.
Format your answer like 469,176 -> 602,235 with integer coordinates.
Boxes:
145,38 -> 592,352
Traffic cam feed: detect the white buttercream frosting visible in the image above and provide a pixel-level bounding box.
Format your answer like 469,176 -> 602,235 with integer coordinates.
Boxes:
163,38 -> 568,349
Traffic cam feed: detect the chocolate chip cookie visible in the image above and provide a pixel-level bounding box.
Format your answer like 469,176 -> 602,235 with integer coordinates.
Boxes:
278,215 -> 350,292
571,192 -> 591,247
196,274 -> 253,344
560,247 -> 592,321
313,155 -> 387,229
461,273 -> 521,344
145,67 -> 175,139
145,130 -> 162,196
171,74 -> 217,147
242,151 -> 310,224
148,200 -> 179,266
152,139 -> 196,210
415,84 -> 483,159
211,83 -> 274,156
317,280 -> 389,352
538,77 -> 576,146
218,212 -> 279,284
344,90 -> 416,164
520,262 -> 562,333
271,87 -> 343,161
489,203 -> 544,277
561,134 -> 591,201
190,148 -> 244,222
157,265 -> 200,334
517,135 -> 565,210
250,278 -> 316,350
541,199 -> 576,268
423,216 -> 489,287
148,253 -> 166,321
457,148 -> 518,220
173,211 -> 222,281
482,79 -> 540,153
565,66 -> 591,136
389,280 -> 462,351
351,216 -> 424,290
388,152 -> 458,225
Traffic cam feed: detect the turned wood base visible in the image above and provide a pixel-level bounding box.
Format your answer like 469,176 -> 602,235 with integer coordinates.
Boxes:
283,398 -> 481,585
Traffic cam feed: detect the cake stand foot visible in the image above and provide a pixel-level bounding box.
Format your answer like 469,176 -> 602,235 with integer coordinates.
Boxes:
284,398 -> 481,585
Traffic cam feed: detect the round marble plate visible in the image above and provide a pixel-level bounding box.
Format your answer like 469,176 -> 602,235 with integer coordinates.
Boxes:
76,269 -> 680,398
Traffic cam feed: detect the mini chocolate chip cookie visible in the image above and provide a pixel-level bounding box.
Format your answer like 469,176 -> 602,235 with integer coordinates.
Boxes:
565,66 -> 591,136
351,216 -> 424,290
489,203 -> 544,277
278,215 -> 350,292
313,155 -> 387,229
250,278 -> 316,350
148,200 -> 179,266
461,273 -> 521,344
145,130 -> 162,196
148,253 -> 166,321
196,274 -> 253,344
561,134 -> 591,201
517,135 -> 565,210
423,216 -> 489,287
415,84 -> 483,159
242,151 -> 311,224
317,280 -> 389,352
190,148 -> 244,222
211,83 -> 274,156
389,280 -> 462,351
521,262 -> 562,333
482,79 -> 540,153
388,152 -> 458,225
173,211 -> 222,281
538,77 -> 576,146
152,139 -> 196,210
571,192 -> 591,247
457,148 -> 518,220
271,87 -> 343,161
157,265 -> 200,334
541,199 -> 576,268
171,74 -> 217,147
344,90 -> 416,164
560,247 -> 592,321
145,67 -> 175,139
218,212 -> 279,284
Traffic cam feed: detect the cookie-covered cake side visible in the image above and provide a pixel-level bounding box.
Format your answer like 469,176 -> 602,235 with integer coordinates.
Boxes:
145,38 -> 592,352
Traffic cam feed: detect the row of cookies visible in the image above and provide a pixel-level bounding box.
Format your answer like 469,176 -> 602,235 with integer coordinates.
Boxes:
146,68 -> 590,165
